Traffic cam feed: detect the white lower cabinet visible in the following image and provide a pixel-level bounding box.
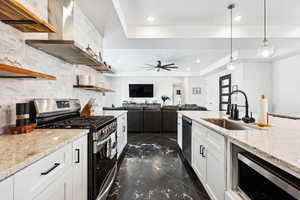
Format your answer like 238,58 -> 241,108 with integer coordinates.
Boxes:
72,135 -> 88,200
34,170 -> 73,200
117,113 -> 128,158
0,176 -> 14,200
12,135 -> 88,200
192,121 -> 225,200
177,114 -> 182,149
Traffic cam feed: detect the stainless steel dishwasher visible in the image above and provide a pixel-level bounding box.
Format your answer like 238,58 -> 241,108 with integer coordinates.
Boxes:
182,116 -> 192,165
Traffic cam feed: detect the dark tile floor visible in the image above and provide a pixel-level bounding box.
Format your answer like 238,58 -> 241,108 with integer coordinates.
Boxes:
107,134 -> 211,200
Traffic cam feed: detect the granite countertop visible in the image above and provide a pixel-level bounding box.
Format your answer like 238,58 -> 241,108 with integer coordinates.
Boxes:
0,129 -> 88,181
178,111 -> 300,177
97,110 -> 128,118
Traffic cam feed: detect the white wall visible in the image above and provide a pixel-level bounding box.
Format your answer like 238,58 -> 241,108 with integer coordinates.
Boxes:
184,77 -> 207,106
106,76 -> 184,106
272,54 -> 300,115
0,1 -> 107,134
204,62 -> 272,115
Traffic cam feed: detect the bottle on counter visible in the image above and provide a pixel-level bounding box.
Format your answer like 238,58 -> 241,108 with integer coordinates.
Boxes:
16,102 -> 30,133
258,94 -> 268,125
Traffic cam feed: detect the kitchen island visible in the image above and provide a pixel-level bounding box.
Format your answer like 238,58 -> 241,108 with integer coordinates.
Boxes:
178,111 -> 300,200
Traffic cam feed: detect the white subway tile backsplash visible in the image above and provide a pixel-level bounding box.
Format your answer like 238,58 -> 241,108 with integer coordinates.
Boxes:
0,1 -> 107,134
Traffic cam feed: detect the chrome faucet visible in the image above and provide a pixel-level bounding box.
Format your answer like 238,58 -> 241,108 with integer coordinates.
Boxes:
228,90 -> 255,123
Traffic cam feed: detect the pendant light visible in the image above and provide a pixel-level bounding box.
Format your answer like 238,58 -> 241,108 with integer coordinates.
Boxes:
258,0 -> 275,58
227,4 -> 236,71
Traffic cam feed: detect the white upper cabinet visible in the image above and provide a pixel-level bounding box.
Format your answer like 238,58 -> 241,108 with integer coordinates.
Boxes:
0,176 -> 14,200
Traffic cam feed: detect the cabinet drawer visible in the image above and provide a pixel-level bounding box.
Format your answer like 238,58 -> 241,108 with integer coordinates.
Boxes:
206,128 -> 225,154
14,144 -> 72,200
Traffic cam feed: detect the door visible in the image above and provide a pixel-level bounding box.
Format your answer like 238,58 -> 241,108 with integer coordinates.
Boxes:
73,136 -> 87,200
219,74 -> 232,111
205,130 -> 225,200
34,170 -> 73,200
192,124 -> 207,183
0,176 -> 13,200
117,114 -> 127,158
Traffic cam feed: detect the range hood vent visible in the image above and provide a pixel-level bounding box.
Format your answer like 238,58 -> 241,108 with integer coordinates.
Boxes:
25,0 -> 111,72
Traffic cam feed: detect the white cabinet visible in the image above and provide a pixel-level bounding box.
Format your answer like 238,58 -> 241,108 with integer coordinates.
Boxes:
13,135 -> 88,200
0,176 -> 14,200
117,113 -> 127,158
72,135 -> 88,200
192,121 -> 226,200
34,170 -> 73,200
14,144 -> 73,200
192,123 -> 207,183
177,114 -> 182,149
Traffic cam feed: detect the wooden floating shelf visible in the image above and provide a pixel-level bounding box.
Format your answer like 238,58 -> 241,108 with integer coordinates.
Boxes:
73,85 -> 115,93
0,64 -> 56,80
26,40 -> 114,73
0,0 -> 56,32
90,64 -> 114,73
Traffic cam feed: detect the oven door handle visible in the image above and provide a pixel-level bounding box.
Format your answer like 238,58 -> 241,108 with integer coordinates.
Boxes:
96,164 -> 118,200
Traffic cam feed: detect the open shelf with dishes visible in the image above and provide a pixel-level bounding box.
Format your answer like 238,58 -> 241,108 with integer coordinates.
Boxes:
0,64 -> 56,80
73,85 -> 114,93
0,0 -> 56,32
26,40 -> 115,73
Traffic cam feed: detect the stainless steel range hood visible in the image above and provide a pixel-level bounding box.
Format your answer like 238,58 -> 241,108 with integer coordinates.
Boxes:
26,0 -> 104,67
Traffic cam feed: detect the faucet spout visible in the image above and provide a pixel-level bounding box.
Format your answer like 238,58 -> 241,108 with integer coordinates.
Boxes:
229,90 -> 254,123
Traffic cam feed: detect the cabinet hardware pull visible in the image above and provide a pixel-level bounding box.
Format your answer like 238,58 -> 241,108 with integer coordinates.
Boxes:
75,149 -> 80,163
202,147 -> 206,158
41,163 -> 60,175
200,145 -> 203,155
123,126 -> 126,133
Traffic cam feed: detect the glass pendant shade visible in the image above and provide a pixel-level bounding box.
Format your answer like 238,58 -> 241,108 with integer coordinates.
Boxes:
227,59 -> 236,70
258,40 -> 275,58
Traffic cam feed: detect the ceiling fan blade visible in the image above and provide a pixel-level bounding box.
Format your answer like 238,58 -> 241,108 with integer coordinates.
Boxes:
166,66 -> 179,68
161,63 -> 175,67
145,64 -> 156,67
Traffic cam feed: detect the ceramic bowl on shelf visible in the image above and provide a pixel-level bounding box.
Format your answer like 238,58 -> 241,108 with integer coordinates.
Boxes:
78,75 -> 89,86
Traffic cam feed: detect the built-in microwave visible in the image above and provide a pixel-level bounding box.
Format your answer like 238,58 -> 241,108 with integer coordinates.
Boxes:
237,152 -> 300,200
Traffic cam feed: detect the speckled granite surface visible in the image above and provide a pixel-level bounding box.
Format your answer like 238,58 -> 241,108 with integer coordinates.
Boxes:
178,111 -> 300,177
0,129 -> 88,181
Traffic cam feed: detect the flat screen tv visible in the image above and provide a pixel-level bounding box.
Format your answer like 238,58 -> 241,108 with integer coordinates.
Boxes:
129,84 -> 154,98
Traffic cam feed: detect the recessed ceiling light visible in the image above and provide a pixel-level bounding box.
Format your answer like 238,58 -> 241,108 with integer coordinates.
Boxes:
147,16 -> 155,22
196,58 -> 201,64
186,67 -> 191,72
234,15 -> 242,22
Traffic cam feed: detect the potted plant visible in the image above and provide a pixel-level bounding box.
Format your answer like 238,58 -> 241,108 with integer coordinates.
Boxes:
161,95 -> 170,105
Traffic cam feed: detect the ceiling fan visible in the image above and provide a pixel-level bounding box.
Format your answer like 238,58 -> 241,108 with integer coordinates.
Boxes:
143,61 -> 179,72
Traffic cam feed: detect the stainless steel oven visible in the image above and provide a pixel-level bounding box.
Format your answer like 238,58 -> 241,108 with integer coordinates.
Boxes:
237,152 -> 300,200
89,123 -> 117,200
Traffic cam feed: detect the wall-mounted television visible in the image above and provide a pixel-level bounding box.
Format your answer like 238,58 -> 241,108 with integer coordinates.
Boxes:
129,84 -> 154,98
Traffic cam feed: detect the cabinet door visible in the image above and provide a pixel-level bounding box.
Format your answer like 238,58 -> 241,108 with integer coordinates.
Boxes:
206,130 -> 225,200
177,115 -> 182,149
192,131 -> 206,183
34,170 -> 73,200
117,115 -> 124,158
0,176 -> 14,200
73,135 -> 88,200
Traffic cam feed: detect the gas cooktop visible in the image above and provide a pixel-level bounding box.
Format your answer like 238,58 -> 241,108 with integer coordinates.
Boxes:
38,116 -> 115,130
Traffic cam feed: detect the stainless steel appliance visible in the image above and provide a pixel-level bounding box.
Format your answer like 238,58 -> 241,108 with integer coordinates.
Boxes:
31,99 -> 118,200
182,116 -> 192,164
237,152 -> 300,200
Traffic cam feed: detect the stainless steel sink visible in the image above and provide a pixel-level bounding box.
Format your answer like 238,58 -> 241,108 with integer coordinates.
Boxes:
202,118 -> 254,131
